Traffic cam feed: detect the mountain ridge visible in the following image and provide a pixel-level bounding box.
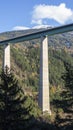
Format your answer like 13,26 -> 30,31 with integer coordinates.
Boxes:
0,29 -> 73,48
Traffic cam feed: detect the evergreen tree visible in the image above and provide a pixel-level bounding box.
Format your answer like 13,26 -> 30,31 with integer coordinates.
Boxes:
62,62 -> 73,91
0,68 -> 31,130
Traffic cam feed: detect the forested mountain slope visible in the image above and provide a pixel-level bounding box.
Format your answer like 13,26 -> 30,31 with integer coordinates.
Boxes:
0,29 -> 73,90
0,29 -> 73,129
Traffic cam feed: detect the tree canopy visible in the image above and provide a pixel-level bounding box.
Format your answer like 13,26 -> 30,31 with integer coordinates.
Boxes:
0,68 -> 32,130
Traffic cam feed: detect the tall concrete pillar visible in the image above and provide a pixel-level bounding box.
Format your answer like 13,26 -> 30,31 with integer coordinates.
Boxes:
3,44 -> 10,70
39,36 -> 51,114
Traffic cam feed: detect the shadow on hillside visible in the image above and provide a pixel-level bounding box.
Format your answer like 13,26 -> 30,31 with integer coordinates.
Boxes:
26,117 -> 59,130
53,89 -> 73,130
0,117 -> 59,130
0,111 -> 60,130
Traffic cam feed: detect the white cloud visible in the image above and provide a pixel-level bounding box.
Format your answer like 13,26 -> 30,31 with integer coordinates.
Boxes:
13,26 -> 30,30
32,3 -> 73,25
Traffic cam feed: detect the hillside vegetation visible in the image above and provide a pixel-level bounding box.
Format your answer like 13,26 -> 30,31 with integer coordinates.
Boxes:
0,30 -> 73,130
0,30 -> 73,89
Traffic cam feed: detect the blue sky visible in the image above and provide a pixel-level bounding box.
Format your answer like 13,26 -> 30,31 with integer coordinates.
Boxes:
0,0 -> 73,33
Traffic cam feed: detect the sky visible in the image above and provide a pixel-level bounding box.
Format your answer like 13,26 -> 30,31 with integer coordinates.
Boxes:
0,0 -> 73,33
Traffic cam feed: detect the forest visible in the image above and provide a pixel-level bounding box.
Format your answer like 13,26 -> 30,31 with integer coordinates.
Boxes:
0,30 -> 73,130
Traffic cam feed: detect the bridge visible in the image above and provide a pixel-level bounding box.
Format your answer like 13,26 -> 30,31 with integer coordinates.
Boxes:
0,23 -> 73,114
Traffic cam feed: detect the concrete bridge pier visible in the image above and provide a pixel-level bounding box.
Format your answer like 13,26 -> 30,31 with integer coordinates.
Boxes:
3,44 -> 10,71
39,36 -> 51,114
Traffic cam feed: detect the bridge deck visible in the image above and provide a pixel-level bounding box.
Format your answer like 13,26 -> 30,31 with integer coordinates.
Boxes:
0,23 -> 73,45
